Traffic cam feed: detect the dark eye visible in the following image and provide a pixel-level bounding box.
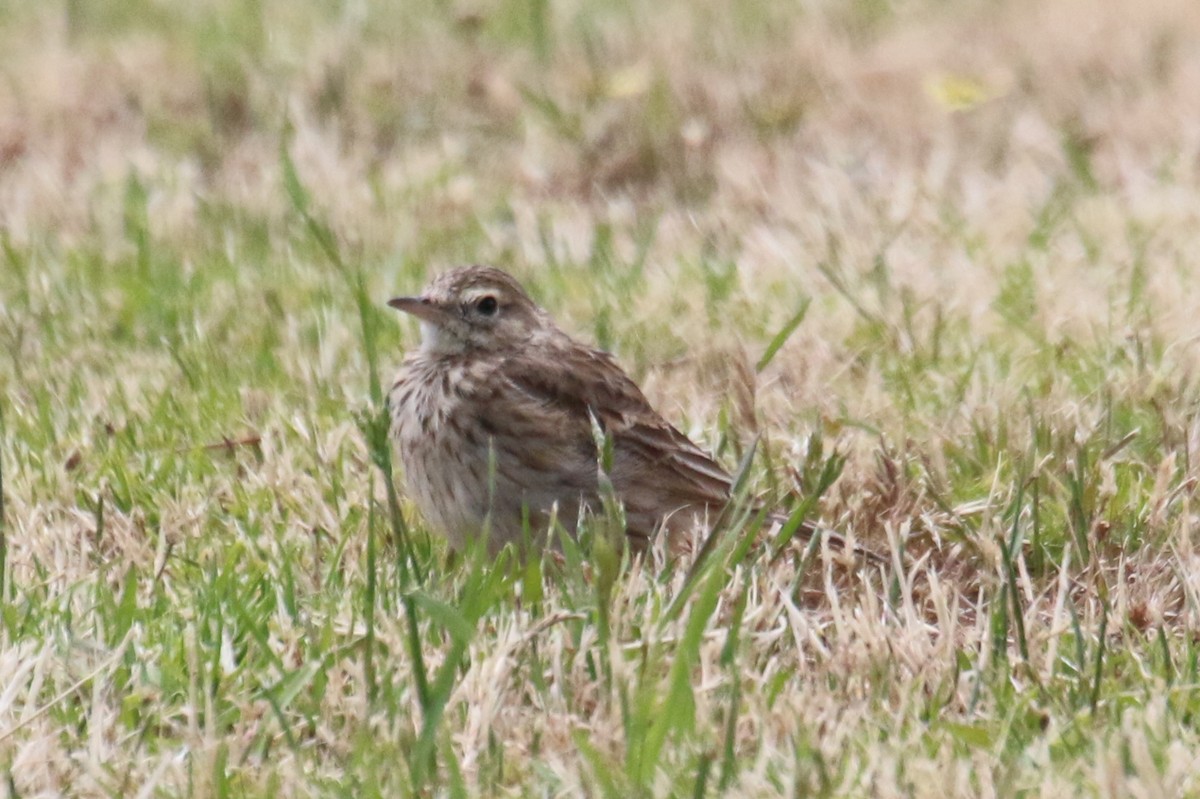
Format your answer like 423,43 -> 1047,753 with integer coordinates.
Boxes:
475,296 -> 498,316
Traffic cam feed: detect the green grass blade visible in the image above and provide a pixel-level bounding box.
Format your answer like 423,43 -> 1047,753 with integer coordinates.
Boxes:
756,297 -> 811,372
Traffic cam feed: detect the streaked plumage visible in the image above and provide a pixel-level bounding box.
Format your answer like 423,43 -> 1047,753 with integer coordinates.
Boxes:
387,265 -> 863,559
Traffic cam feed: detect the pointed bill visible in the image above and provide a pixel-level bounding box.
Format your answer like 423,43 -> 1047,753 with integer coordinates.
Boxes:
387,296 -> 451,324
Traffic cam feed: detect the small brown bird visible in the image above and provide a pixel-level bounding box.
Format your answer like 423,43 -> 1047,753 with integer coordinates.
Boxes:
387,265 -> 870,560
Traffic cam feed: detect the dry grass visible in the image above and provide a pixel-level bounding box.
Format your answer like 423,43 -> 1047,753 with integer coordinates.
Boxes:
3,0 -> 1200,795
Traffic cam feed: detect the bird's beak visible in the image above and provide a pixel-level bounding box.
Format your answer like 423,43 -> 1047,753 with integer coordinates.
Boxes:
387,296 -> 450,324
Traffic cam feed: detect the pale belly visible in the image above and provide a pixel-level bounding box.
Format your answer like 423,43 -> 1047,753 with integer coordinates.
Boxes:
391,378 -> 491,550
390,363 -> 588,552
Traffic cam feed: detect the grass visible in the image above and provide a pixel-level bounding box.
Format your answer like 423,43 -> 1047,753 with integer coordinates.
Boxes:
3,0 -> 1200,795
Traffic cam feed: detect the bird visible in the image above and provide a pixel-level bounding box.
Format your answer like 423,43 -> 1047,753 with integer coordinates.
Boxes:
386,265 -> 878,562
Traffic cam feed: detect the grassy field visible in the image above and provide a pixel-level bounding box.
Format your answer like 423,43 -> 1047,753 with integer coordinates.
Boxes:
4,0 -> 1200,795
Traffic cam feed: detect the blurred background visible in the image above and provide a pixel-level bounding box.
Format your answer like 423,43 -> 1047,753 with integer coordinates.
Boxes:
5,1 -> 1200,794
8,0 -> 1200,550
6,0 -> 1200,423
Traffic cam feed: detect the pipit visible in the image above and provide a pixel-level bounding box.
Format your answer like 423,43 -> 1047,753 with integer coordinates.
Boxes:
387,265 -> 874,561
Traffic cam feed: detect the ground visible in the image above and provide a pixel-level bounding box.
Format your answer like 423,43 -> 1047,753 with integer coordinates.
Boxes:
2,0 -> 1200,795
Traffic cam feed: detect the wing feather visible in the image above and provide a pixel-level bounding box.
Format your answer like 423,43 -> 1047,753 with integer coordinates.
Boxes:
498,342 -> 732,527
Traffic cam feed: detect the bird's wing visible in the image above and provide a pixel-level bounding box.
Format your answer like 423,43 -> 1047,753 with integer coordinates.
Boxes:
498,344 -> 733,512
492,343 -> 886,562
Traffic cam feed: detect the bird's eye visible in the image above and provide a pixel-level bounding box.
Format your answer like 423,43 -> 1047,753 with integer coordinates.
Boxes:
475,296 -> 499,316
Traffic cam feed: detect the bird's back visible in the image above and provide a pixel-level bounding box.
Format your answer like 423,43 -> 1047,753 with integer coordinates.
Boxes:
390,331 -> 733,553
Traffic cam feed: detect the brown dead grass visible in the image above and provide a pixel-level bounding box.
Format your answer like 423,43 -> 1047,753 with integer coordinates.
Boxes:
4,0 -> 1200,795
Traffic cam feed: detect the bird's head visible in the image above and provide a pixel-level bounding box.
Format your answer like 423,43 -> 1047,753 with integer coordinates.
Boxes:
388,265 -> 545,355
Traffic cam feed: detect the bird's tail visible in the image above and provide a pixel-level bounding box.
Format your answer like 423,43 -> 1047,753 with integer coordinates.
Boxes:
771,514 -> 888,566
683,504 -> 888,580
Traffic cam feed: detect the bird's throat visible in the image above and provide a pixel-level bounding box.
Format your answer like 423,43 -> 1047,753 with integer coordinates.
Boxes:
419,321 -> 469,355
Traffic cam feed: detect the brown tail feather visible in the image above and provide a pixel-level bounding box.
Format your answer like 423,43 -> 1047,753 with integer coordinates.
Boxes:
770,514 -> 888,566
